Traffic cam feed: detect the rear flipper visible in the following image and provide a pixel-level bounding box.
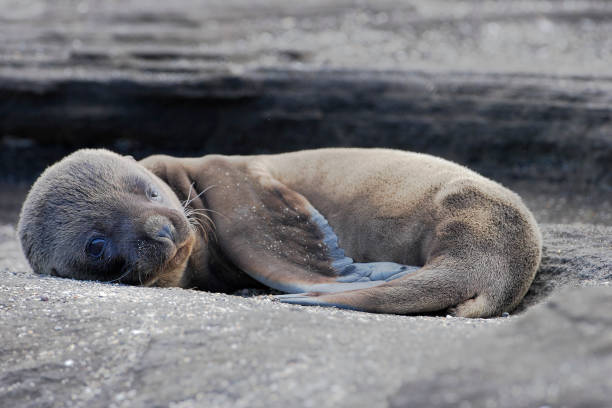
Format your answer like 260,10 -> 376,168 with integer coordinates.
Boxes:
274,195 -> 532,317
276,287 -> 500,318
275,265 -> 480,316
280,262 -> 420,294
271,202 -> 497,316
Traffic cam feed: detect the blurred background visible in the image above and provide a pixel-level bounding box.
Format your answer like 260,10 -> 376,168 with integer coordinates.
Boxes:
1,0 -> 611,224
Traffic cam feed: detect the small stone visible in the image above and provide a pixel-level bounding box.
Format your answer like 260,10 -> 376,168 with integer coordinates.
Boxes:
40,295 -> 49,301
502,312 -> 510,318
64,359 -> 74,367
54,326 -> 62,331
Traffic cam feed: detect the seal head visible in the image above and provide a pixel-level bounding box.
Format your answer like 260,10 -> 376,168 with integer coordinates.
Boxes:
17,149 -> 196,286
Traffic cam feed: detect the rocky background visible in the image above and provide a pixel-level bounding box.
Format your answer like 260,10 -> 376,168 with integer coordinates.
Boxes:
0,1 -> 611,407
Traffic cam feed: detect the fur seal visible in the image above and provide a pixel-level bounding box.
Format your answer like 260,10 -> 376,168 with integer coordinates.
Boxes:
17,148 -> 542,317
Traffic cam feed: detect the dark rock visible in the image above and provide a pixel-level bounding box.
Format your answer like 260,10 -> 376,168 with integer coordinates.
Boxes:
389,286 -> 612,408
2,70 -> 611,189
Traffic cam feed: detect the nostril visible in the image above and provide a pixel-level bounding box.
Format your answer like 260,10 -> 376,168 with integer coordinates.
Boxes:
157,224 -> 175,243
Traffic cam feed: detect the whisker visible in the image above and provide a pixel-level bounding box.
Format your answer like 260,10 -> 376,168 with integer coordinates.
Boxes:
192,217 -> 209,240
189,214 -> 214,242
181,182 -> 195,208
183,184 -> 217,208
187,208 -> 228,220
195,212 -> 214,226
181,183 -> 222,243
185,208 -> 216,230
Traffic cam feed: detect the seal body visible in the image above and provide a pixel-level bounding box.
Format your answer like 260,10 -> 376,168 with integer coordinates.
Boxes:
18,148 -> 542,317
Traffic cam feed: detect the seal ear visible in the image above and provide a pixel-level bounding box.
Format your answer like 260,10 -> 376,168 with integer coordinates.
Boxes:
202,158 -> 418,295
139,154 -> 205,211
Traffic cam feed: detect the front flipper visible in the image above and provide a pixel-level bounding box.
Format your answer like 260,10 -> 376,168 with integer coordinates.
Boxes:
300,206 -> 418,293
201,157 -> 418,294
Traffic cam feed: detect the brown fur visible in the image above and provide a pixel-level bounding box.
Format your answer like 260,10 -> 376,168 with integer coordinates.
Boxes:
18,148 -> 542,317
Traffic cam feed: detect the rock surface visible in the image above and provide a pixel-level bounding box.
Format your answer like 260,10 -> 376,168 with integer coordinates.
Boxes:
1,222 -> 610,408
390,285 -> 612,408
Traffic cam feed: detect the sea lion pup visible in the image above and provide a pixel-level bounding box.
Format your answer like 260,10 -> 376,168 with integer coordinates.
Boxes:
18,148 -> 542,317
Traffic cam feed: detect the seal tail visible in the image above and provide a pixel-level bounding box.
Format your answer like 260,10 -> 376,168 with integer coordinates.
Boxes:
277,265 -> 484,317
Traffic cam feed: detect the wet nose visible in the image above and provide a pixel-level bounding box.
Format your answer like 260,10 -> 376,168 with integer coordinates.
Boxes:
144,215 -> 176,244
157,224 -> 175,243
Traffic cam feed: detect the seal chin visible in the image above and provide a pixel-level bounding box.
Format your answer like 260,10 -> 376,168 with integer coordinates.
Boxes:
168,234 -> 195,267
144,230 -> 196,287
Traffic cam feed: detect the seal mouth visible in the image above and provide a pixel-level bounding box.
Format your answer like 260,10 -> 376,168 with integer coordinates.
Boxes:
140,230 -> 196,287
168,238 -> 192,266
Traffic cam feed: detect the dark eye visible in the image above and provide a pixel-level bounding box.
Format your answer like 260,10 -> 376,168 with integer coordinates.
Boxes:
147,187 -> 161,201
86,238 -> 106,259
